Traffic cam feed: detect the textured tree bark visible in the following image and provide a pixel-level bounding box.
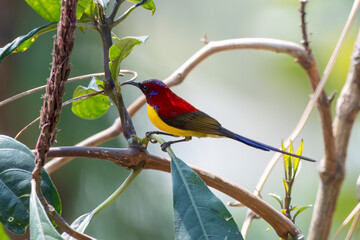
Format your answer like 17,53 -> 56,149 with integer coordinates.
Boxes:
308,29 -> 360,240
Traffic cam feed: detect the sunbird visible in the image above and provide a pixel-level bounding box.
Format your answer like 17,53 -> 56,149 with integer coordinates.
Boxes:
121,79 -> 315,162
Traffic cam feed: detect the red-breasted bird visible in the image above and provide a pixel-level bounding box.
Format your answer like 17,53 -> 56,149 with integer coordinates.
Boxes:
121,79 -> 315,162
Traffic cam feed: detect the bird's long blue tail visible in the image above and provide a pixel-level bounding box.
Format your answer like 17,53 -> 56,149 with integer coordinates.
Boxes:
220,128 -> 315,162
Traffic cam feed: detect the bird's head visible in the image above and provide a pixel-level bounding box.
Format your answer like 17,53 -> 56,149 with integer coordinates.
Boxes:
121,79 -> 169,101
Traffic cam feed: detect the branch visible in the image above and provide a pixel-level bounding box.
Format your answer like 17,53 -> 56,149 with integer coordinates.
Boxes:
299,0 -> 311,53
308,26 -> 360,239
98,10 -> 138,142
107,0 -> 124,22
44,146 -> 301,239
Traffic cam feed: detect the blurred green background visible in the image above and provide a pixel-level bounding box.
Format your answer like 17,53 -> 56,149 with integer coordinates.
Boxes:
1,0 -> 360,239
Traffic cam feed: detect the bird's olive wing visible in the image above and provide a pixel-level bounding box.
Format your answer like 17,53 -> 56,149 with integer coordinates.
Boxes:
159,111 -> 224,136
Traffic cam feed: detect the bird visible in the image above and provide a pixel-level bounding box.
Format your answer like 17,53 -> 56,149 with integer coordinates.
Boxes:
121,79 -> 315,162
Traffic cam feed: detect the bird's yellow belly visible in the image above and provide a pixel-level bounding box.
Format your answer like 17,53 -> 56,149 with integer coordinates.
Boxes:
147,104 -> 212,138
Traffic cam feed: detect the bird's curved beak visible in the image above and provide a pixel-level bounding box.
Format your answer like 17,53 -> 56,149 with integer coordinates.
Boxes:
120,80 -> 140,88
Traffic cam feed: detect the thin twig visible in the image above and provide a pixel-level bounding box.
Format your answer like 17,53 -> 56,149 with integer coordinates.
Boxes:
15,117 -> 40,140
107,0 -> 124,22
332,202 -> 360,240
0,70 -> 136,107
14,90 -> 105,140
299,0 -> 311,53
345,210 -> 360,240
44,146 -> 302,239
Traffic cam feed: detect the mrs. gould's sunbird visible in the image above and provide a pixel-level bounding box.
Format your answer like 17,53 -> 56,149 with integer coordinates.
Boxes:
121,79 -> 315,162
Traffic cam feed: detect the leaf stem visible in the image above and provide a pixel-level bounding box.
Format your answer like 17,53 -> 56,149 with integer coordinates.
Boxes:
149,135 -> 176,158
92,168 -> 143,217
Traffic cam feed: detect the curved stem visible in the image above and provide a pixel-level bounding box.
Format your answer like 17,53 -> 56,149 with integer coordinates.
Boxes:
92,168 -> 143,217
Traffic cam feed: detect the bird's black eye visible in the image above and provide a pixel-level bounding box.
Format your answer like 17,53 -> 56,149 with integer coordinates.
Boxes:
142,85 -> 148,91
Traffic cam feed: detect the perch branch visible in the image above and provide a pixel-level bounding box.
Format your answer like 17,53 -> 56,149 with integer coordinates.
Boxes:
44,146 -> 301,239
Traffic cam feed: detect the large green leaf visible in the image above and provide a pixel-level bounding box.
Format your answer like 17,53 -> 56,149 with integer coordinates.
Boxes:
171,155 -> 243,240
109,35 -> 148,82
0,135 -> 61,234
0,22 -> 57,63
30,182 -> 63,240
25,0 -> 61,22
71,77 -> 111,120
127,0 -> 156,14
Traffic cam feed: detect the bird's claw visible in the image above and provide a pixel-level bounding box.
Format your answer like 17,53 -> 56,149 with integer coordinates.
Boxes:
161,142 -> 170,152
145,131 -> 158,144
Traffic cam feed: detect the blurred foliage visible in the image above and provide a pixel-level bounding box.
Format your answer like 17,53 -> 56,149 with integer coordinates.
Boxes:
1,0 -> 360,239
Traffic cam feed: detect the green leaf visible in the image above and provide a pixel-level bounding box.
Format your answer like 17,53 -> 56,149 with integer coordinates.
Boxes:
62,213 -> 94,240
71,78 -> 111,120
293,140 -> 303,178
283,178 -> 289,194
0,22 -> 57,63
79,0 -> 97,23
30,182 -> 63,240
0,223 -> 10,240
281,141 -> 290,180
0,135 -> 61,234
292,205 -> 312,222
77,0 -> 92,19
25,0 -> 61,22
269,193 -> 283,208
171,155 -> 243,240
127,0 -> 156,14
109,35 -> 148,83
288,141 -> 293,180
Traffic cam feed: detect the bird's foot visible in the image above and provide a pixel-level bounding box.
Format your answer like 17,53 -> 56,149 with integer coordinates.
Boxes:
160,136 -> 192,152
161,142 -> 170,152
